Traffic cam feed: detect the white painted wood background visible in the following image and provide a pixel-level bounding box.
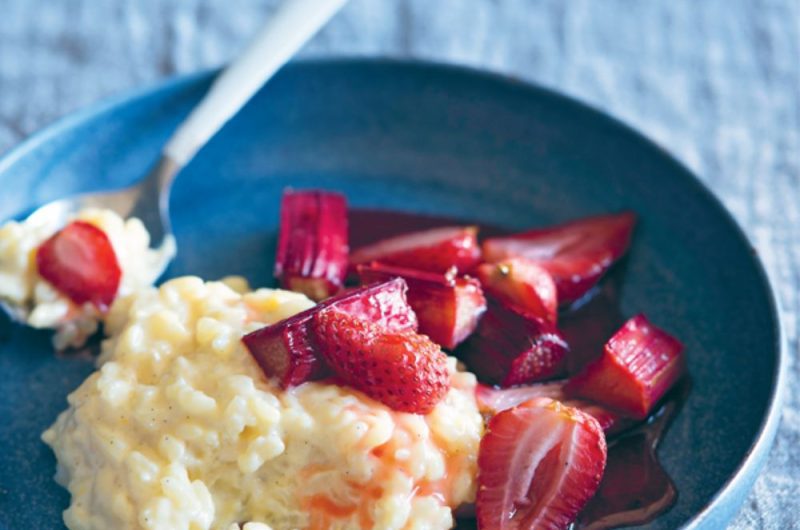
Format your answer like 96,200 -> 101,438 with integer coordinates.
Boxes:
1,1 -> 797,527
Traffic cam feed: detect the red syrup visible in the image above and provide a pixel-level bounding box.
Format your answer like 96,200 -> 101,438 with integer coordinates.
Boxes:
349,208 -> 688,530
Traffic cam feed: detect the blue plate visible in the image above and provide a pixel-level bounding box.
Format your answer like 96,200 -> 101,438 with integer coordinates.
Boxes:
0,59 -> 785,529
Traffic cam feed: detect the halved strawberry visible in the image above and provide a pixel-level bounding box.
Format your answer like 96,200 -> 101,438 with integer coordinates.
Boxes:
274,189 -> 349,301
36,221 -> 121,309
482,212 -> 636,303
477,397 -> 607,530
313,310 -> 450,414
458,300 -> 567,386
242,278 -> 417,388
475,258 -> 557,324
566,314 -> 685,419
357,262 -> 486,350
475,382 -> 633,436
349,225 -> 481,273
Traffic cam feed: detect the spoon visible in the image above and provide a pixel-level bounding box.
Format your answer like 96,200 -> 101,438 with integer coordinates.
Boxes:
2,0 -> 348,323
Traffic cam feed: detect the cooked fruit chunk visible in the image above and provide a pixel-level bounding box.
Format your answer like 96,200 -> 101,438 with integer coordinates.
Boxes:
349,225 -> 481,273
566,314 -> 685,419
476,257 -> 557,324
482,212 -> 636,303
476,397 -> 607,530
458,300 -> 568,386
357,262 -> 486,349
274,189 -> 348,301
36,221 -> 121,309
313,310 -> 450,414
475,382 -> 633,436
242,278 -> 417,388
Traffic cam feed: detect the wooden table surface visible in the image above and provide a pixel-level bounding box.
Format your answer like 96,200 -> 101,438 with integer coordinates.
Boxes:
1,1 -> 798,528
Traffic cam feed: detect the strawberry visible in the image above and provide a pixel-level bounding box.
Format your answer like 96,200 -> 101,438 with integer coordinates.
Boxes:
482,212 -> 636,303
458,300 -> 568,386
566,314 -> 685,419
475,258 -> 557,324
357,262 -> 486,350
475,382 -> 634,436
476,397 -> 607,530
243,278 -> 417,388
349,225 -> 481,274
313,310 -> 450,414
36,221 -> 121,309
274,189 -> 349,301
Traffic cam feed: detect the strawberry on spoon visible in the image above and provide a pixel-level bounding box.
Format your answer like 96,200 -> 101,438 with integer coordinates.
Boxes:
482,212 -> 636,303
477,397 -> 607,530
350,225 -> 481,274
36,221 -> 121,310
313,309 -> 450,414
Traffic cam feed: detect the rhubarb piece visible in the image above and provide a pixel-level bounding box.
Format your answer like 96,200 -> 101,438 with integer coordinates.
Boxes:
475,382 -> 633,436
349,225 -> 481,273
566,314 -> 685,419
357,262 -> 486,349
482,212 -> 636,303
476,397 -> 607,530
476,257 -> 558,324
313,310 -> 450,414
36,221 -> 121,309
242,278 -> 417,388
458,300 -> 568,386
274,189 -> 348,301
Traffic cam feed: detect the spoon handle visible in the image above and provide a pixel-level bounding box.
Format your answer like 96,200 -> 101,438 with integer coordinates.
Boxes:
163,0 -> 348,166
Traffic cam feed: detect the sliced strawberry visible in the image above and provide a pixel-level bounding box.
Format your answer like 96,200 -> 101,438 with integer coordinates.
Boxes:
566,314 -> 685,419
36,221 -> 121,309
313,310 -> 450,414
476,258 -> 557,324
242,278 -> 417,388
458,300 -> 567,386
349,225 -> 481,274
482,212 -> 636,303
475,382 -> 633,436
274,189 -> 349,301
357,262 -> 486,350
477,397 -> 607,530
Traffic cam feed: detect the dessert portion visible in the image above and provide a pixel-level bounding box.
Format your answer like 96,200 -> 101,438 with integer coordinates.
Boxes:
34,188 -> 688,530
0,208 -> 172,348
43,277 -> 483,530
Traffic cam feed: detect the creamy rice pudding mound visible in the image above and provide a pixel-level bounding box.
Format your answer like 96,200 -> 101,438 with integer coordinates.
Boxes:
43,277 -> 483,530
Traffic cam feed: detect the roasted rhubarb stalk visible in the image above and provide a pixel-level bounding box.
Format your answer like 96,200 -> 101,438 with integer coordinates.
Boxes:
357,262 -> 486,350
566,314 -> 685,419
274,189 -> 349,301
350,225 -> 481,274
242,278 -> 417,388
482,212 -> 636,303
458,300 -> 568,386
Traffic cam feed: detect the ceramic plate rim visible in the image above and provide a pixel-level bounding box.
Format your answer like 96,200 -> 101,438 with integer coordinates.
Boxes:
0,57 -> 787,529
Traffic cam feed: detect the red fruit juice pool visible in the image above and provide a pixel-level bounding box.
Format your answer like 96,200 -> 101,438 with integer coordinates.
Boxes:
349,209 -> 689,530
